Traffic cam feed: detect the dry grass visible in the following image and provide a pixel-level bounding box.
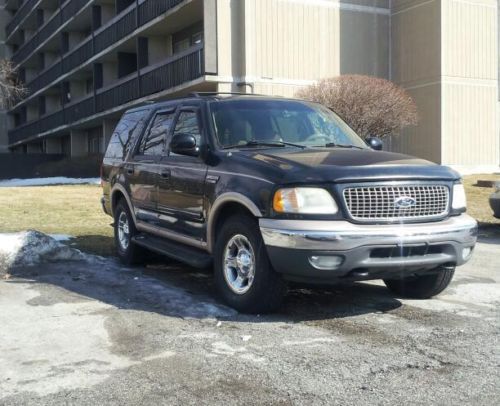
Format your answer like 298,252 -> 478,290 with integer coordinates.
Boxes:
0,175 -> 497,257
462,174 -> 500,227
0,184 -> 114,256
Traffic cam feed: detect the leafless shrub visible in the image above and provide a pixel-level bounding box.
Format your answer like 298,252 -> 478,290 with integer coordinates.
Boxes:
296,75 -> 418,138
0,59 -> 26,109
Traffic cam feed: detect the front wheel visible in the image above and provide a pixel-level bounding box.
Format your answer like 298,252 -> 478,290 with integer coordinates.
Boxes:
384,265 -> 455,299
214,214 -> 287,314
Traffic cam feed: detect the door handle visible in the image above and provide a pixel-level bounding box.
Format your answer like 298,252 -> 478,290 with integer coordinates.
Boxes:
126,167 -> 134,175
160,170 -> 171,179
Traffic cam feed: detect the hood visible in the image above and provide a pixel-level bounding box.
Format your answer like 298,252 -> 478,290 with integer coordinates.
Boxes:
234,148 -> 460,184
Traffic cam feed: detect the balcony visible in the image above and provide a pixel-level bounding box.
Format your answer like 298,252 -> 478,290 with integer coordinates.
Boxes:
20,0 -> 189,98
10,0 -> 90,65
5,0 -> 40,38
8,46 -> 205,145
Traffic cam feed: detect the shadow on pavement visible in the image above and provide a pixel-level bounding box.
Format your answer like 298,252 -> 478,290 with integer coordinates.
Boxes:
4,255 -> 403,323
477,223 -> 500,245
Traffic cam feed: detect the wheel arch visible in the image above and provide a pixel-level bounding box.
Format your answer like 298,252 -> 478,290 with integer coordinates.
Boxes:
111,184 -> 137,225
207,193 -> 262,253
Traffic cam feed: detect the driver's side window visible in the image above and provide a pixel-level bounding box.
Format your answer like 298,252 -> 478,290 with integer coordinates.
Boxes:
170,111 -> 201,155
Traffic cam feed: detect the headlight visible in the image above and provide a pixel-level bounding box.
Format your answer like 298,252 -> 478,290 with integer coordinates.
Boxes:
273,187 -> 338,214
452,184 -> 467,210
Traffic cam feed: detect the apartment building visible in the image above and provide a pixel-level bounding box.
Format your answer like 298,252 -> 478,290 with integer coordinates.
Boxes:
1,0 -> 499,170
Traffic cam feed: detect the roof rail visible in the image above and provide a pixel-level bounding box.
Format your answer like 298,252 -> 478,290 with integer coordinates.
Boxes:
189,92 -> 266,97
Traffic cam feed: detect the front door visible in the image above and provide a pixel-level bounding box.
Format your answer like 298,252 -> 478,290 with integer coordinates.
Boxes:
157,108 -> 208,241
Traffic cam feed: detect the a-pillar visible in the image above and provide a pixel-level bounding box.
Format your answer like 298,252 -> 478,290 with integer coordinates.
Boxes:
70,130 -> 88,157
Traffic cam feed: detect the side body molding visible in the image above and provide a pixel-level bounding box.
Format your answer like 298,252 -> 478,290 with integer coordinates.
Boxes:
207,192 -> 263,253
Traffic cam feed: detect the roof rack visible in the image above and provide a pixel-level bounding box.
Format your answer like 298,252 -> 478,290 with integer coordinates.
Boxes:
189,92 -> 266,97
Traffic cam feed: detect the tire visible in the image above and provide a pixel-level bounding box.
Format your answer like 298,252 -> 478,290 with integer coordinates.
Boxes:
114,199 -> 145,265
214,214 -> 287,314
384,266 -> 455,299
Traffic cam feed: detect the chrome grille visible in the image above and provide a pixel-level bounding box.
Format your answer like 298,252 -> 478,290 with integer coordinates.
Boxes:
343,184 -> 450,222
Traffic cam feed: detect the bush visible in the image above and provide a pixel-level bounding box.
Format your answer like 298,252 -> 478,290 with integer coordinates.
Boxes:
296,75 -> 418,138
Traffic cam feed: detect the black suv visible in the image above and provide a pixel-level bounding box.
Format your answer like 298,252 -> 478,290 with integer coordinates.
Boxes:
101,93 -> 477,313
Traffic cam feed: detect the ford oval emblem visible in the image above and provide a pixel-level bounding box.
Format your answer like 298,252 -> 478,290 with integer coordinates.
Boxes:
394,196 -> 417,209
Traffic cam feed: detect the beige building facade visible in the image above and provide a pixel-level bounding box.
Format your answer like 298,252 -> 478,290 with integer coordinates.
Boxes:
2,0 -> 499,171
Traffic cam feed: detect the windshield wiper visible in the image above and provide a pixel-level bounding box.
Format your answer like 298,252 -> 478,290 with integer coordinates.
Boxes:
223,140 -> 305,149
321,143 -> 365,150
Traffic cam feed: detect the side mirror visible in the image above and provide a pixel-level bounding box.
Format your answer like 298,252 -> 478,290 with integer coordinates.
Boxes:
170,133 -> 199,157
365,136 -> 383,151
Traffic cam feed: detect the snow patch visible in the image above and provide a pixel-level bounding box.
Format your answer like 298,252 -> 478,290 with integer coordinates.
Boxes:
0,231 -> 85,271
0,177 -> 100,187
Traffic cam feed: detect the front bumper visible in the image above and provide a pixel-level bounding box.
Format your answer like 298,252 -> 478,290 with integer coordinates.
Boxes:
259,214 -> 478,282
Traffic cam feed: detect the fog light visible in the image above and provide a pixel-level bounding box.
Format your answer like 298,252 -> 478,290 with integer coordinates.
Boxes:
462,247 -> 473,260
309,255 -> 344,270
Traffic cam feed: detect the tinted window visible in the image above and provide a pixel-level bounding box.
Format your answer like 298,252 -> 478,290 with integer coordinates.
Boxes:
171,111 -> 201,153
140,112 -> 175,156
105,110 -> 149,160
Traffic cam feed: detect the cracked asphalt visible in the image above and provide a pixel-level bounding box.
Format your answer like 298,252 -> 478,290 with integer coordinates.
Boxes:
1,233 -> 499,405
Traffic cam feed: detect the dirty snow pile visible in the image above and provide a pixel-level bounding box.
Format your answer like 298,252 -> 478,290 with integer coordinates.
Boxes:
0,177 -> 100,187
0,231 -> 85,272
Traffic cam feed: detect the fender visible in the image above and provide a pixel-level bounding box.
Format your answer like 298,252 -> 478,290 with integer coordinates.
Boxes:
110,183 -> 137,225
207,192 -> 262,253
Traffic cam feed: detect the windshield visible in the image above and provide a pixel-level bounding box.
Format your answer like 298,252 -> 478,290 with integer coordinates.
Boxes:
209,99 -> 367,149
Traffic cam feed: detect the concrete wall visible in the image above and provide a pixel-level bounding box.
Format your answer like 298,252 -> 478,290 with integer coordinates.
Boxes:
213,0 -> 390,96
148,36 -> 170,64
389,0 -> 442,163
440,0 -> 499,169
390,0 -> 499,168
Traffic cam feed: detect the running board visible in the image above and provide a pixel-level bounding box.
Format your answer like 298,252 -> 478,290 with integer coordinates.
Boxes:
132,233 -> 212,268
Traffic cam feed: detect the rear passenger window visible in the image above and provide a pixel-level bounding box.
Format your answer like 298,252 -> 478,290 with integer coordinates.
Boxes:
104,110 -> 149,160
140,112 -> 175,156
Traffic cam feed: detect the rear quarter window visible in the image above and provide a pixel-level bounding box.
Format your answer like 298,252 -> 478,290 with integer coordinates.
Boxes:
104,110 -> 150,160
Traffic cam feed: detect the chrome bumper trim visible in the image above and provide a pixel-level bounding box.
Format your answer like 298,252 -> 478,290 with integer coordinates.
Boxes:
259,214 -> 478,251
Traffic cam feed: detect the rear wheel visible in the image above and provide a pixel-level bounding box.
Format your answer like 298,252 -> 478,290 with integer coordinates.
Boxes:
114,199 -> 144,265
214,214 -> 287,313
384,265 -> 455,299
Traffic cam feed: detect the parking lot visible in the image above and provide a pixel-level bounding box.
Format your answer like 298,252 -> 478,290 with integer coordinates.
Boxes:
1,230 -> 499,405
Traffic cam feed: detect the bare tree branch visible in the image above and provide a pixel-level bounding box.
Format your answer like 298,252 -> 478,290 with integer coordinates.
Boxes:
0,59 -> 27,109
296,75 -> 419,139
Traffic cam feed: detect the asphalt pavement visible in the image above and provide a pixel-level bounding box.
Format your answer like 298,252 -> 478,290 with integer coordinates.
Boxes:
1,233 -> 499,405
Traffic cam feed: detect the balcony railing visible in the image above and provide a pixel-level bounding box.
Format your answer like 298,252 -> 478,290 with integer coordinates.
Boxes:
5,0 -> 39,38
138,0 -> 185,25
27,62 -> 63,95
62,37 -> 93,73
10,0 -> 89,65
20,0 -> 190,97
94,6 -> 137,54
8,46 -> 204,145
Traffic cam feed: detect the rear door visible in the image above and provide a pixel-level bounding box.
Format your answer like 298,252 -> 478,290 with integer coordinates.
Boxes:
157,107 -> 208,241
127,110 -> 172,222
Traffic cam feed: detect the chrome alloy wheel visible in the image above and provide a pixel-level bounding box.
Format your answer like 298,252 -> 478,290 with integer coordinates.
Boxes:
223,234 -> 256,295
117,211 -> 130,250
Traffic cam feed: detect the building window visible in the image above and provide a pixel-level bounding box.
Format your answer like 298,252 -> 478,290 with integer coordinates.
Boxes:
172,22 -> 204,54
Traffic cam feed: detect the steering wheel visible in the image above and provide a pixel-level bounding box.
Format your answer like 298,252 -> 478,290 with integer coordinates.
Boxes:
303,133 -> 332,144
